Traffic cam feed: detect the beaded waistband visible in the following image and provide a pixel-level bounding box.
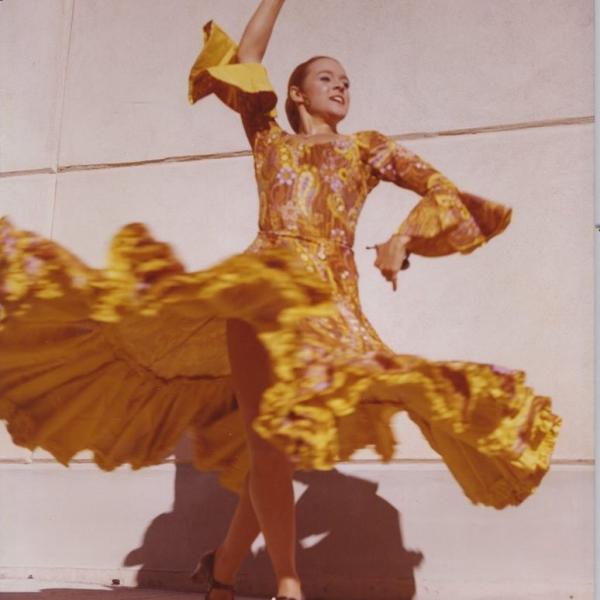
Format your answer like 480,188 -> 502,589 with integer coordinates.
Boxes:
257,229 -> 354,252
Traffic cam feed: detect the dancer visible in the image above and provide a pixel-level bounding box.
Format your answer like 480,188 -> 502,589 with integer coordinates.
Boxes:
0,1 -> 560,599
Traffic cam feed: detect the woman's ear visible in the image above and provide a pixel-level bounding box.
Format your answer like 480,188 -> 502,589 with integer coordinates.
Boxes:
288,85 -> 305,104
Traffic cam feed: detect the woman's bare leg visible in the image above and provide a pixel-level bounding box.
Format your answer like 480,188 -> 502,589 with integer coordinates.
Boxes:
216,317 -> 301,599
211,476 -> 259,577
207,476 -> 260,600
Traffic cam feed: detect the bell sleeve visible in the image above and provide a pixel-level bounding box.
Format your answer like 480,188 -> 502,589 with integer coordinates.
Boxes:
364,131 -> 512,257
188,20 -> 280,146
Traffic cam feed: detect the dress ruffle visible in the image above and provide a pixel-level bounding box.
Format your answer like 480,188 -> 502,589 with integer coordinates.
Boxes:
363,131 -> 513,257
0,218 -> 560,508
0,217 -> 326,492
252,301 -> 559,508
188,20 -> 278,118
398,188 -> 512,257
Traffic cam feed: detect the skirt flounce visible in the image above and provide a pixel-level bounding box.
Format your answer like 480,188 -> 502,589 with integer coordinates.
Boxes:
0,217 -> 560,507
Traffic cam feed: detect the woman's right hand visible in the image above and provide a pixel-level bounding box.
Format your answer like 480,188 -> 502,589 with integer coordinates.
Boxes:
366,234 -> 411,292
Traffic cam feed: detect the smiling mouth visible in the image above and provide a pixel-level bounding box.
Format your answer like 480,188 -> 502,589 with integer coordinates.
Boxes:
329,96 -> 345,105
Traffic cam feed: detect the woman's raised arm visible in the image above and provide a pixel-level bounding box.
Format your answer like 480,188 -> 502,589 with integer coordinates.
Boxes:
237,0 -> 286,63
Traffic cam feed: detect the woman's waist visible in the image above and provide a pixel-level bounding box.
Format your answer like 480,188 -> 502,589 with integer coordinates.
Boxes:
256,228 -> 354,253
243,229 -> 359,285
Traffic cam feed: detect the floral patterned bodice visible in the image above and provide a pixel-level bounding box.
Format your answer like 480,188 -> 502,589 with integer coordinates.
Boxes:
252,125 -> 379,248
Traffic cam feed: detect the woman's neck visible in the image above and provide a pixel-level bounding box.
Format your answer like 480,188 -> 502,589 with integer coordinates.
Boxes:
296,125 -> 336,136
296,111 -> 337,136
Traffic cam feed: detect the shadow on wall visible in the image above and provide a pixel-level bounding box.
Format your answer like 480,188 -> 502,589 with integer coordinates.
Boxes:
122,463 -> 424,600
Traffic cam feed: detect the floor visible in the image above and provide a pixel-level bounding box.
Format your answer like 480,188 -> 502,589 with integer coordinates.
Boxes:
0,579 -> 262,599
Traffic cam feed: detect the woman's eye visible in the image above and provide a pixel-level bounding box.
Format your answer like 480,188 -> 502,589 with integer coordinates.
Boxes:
319,75 -> 349,89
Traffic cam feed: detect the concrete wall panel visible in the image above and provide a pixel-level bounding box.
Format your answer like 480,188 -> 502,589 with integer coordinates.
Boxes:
0,174 -> 56,235
52,156 -> 258,268
58,0 -> 593,166
58,0 -> 247,167
0,462 -> 593,599
0,0 -> 71,172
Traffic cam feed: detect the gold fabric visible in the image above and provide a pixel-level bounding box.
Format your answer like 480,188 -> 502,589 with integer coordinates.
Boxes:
0,21 -> 560,508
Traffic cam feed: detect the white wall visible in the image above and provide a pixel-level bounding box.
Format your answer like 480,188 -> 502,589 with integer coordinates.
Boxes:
0,1 -> 594,598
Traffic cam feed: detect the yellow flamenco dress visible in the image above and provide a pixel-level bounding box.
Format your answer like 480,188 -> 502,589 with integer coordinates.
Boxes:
0,21 -> 560,509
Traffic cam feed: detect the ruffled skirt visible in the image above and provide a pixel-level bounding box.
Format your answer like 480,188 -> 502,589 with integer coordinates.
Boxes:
0,218 -> 560,508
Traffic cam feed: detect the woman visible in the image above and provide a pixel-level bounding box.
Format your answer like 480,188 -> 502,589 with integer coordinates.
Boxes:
0,1 -> 560,600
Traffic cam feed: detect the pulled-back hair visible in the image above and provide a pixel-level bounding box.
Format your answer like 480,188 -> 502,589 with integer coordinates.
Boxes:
285,56 -> 334,133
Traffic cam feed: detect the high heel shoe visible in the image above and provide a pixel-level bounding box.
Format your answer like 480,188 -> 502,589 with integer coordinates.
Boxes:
190,549 -> 235,599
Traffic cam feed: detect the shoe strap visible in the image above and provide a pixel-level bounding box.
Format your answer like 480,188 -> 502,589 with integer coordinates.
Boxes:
202,551 -> 235,592
209,578 -> 235,591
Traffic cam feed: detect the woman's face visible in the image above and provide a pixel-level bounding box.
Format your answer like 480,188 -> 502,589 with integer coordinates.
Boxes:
296,57 -> 351,124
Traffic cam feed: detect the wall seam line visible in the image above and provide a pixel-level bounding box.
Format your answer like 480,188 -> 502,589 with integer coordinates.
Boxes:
0,115 -> 593,180
48,0 -> 75,241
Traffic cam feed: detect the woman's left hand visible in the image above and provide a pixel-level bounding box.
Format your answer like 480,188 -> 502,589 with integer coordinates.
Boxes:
366,234 -> 411,292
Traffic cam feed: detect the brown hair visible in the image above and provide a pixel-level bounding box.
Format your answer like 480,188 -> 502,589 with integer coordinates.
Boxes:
285,56 -> 335,133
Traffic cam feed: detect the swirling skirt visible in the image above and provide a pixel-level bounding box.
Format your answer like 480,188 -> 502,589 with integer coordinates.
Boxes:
0,218 -> 560,508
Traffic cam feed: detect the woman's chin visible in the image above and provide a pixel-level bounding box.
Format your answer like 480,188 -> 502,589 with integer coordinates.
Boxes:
307,107 -> 348,128
325,110 -> 348,127
330,105 -> 348,119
